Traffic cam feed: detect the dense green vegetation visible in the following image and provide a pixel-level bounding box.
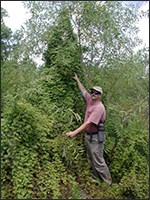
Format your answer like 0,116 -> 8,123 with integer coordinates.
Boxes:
1,2 -> 149,199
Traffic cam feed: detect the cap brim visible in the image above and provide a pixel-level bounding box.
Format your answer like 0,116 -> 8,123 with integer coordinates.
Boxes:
91,88 -> 102,94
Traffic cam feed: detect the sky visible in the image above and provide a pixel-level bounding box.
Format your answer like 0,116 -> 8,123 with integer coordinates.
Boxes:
1,1 -> 149,65
136,1 -> 149,49
1,1 -> 31,32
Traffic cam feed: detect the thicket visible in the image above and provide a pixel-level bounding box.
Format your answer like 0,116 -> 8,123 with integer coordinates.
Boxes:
1,2 -> 149,199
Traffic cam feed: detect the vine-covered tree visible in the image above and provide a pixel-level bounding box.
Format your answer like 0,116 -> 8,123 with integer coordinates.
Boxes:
1,7 -> 86,199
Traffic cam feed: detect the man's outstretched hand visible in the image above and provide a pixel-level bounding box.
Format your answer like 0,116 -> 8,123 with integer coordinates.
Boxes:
73,73 -> 78,81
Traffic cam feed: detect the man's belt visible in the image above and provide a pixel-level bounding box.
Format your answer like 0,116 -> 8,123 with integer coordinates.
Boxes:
86,132 -> 98,135
86,132 -> 98,142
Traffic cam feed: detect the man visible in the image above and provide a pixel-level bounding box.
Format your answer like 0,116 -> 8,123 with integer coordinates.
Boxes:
66,73 -> 112,186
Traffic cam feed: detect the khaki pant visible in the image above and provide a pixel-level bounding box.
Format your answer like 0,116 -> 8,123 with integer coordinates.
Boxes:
85,133 -> 112,185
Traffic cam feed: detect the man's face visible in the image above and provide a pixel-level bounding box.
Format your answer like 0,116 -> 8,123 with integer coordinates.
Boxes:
90,89 -> 101,100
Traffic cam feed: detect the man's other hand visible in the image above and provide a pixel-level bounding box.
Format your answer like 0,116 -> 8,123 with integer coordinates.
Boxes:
66,131 -> 76,137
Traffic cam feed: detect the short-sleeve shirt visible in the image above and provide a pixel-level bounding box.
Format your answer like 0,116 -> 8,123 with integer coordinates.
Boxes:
84,92 -> 106,133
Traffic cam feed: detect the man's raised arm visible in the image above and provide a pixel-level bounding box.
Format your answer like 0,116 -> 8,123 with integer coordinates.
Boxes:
73,73 -> 87,97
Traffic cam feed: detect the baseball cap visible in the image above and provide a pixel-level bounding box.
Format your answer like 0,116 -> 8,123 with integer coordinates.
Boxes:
91,86 -> 103,94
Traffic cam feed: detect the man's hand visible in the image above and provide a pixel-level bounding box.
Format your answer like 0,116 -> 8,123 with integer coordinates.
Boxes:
73,73 -> 78,81
66,131 -> 77,138
73,73 -> 86,96
66,121 -> 91,138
